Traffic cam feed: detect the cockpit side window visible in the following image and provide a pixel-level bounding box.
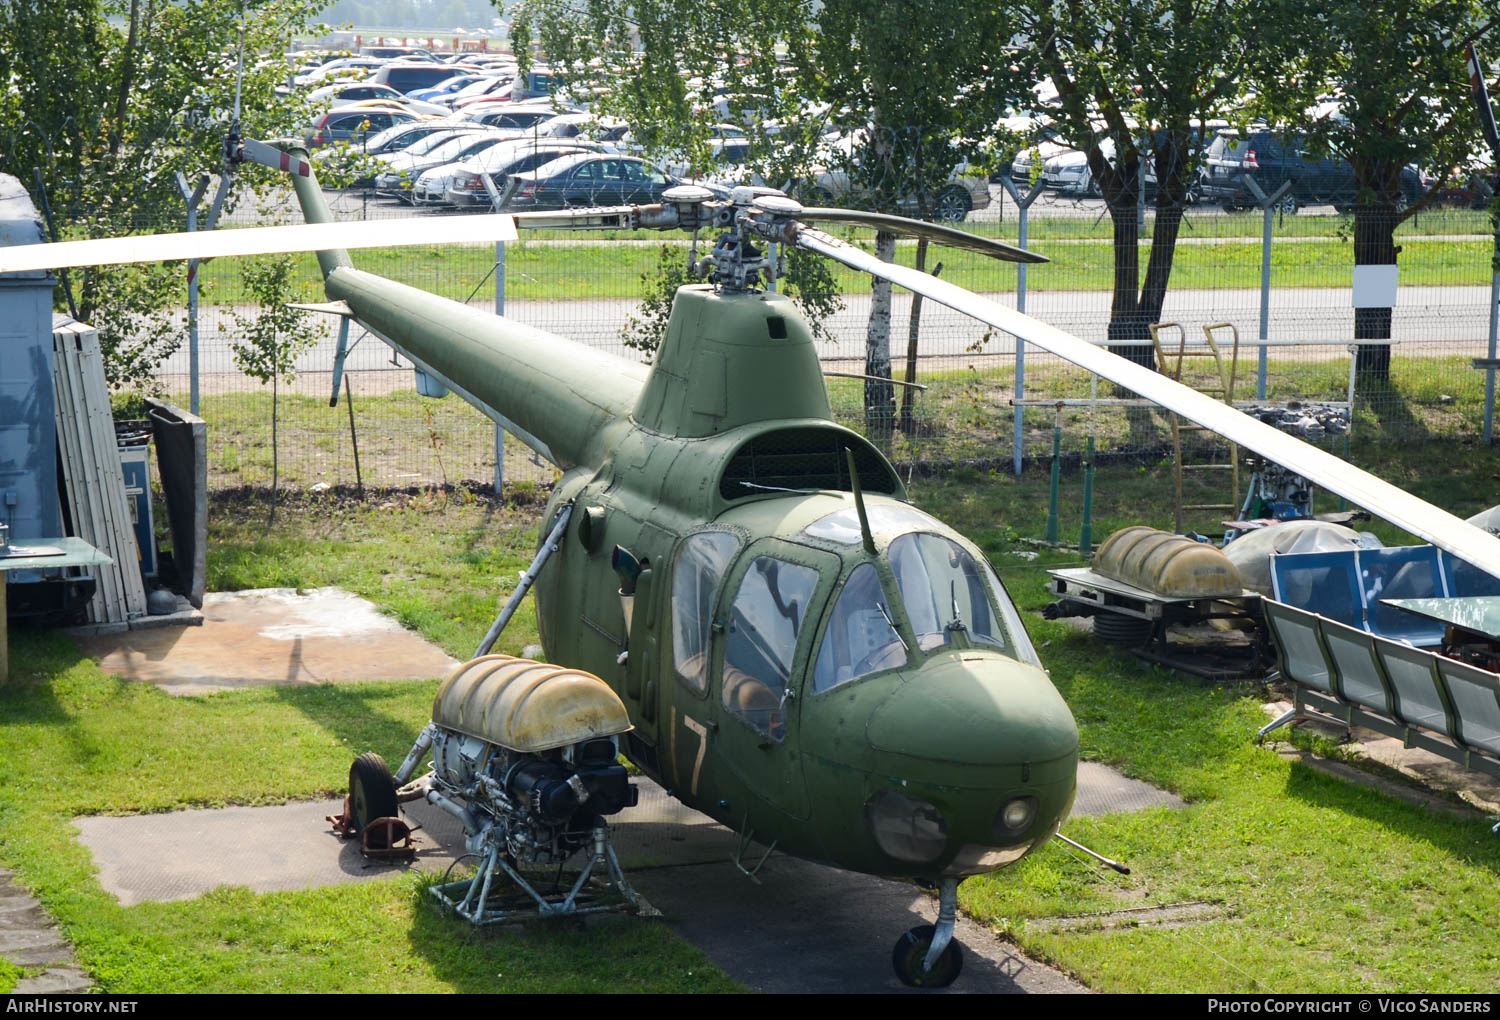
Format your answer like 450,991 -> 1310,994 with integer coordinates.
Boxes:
671,531 -> 741,693
812,563 -> 906,693
723,555 -> 820,740
888,533 -> 1013,656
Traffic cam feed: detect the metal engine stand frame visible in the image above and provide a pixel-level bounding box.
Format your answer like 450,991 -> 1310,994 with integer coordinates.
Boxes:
428,823 -> 658,925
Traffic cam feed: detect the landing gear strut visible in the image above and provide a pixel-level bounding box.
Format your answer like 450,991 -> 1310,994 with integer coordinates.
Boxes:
891,877 -> 964,988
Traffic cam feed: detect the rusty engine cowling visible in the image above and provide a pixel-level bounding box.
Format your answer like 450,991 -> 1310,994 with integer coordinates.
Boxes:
1092,526 -> 1244,598
426,655 -> 637,866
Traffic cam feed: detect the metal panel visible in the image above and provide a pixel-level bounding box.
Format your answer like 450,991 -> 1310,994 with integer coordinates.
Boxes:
52,319 -> 148,622
1263,600 -> 1336,695
1436,658 -> 1500,755
1319,616 -> 1394,714
145,398 -> 207,608
1359,547 -> 1446,645
1373,638 -> 1455,738
1270,551 -> 1364,629
0,177 -> 59,554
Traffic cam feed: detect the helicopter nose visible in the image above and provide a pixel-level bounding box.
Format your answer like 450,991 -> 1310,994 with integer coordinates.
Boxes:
865,650 -> 1078,767
803,649 -> 1079,878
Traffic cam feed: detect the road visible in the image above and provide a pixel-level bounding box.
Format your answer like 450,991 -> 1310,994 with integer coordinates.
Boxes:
169,281 -> 1498,398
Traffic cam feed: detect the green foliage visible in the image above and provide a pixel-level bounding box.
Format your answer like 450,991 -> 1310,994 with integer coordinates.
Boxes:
995,0 -> 1271,343
800,2 -> 1011,218
620,244 -> 697,358
1253,0 -> 1493,210
0,0 -> 325,386
620,242 -> 845,359
227,255 -> 314,384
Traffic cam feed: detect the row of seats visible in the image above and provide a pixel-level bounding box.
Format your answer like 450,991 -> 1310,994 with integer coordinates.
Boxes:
1261,599 -> 1500,769
1269,546 -> 1500,648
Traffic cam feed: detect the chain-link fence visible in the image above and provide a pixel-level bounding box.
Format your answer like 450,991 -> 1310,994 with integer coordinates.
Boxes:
127,179 -> 1497,505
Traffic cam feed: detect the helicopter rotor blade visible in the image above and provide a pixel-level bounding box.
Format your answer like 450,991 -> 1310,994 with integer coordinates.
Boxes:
0,215 -> 519,275
509,204 -> 683,232
796,208 -> 1046,264
794,224 -> 1500,579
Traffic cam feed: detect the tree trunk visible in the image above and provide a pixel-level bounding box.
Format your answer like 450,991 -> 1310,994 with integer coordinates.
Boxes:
1106,201 -> 1155,367
110,0 -> 141,158
898,237 -> 930,436
865,230 -> 897,448
1099,155 -> 1156,369
1353,201 -> 1400,380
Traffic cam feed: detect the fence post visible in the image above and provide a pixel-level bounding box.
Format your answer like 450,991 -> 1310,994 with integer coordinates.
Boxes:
1486,263 -> 1499,444
482,172 -> 511,494
998,176 -> 1044,476
175,171 -> 231,417
1241,177 -> 1291,400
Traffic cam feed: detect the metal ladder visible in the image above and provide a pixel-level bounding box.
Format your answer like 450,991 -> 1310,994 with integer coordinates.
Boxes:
1150,322 -> 1241,534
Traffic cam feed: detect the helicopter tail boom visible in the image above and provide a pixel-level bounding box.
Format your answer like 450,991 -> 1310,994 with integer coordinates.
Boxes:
320,265 -> 647,470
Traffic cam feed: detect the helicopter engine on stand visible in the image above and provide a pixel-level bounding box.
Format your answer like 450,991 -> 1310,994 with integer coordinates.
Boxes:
364,654 -> 652,924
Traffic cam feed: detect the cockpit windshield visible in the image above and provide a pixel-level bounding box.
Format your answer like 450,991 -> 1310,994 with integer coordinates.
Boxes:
889,532 -> 1016,655
812,563 -> 906,693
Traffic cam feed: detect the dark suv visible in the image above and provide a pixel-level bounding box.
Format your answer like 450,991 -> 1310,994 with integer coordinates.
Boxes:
1198,129 -> 1421,213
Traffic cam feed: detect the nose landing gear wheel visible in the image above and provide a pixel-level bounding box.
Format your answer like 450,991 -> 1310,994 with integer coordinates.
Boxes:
891,924 -> 964,987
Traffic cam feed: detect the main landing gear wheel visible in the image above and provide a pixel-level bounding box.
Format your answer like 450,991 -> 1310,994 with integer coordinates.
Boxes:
891,923 -> 964,987
349,752 -> 398,834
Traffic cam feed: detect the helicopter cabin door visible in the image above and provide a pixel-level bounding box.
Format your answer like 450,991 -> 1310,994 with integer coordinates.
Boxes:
708,537 -> 839,823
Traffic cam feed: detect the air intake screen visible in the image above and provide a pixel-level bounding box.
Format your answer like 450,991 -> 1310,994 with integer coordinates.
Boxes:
720,427 -> 900,500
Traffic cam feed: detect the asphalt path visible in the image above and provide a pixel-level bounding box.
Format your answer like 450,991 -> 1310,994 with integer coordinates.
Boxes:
172,281 -> 1497,398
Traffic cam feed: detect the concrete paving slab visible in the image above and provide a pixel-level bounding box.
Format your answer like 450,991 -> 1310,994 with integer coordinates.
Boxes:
0,868 -> 90,990
73,762 -> 1180,992
76,760 -> 1181,908
77,587 -> 459,695
73,780 -> 744,907
1074,760 -> 1185,815
627,856 -> 1088,993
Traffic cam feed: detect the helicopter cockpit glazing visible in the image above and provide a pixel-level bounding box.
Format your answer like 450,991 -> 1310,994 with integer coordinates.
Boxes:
671,530 -> 741,693
723,556 -> 820,741
802,505 -> 1043,687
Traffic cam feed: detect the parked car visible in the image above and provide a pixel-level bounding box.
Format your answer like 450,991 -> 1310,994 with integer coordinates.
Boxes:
1197,128 -> 1422,213
371,63 -> 465,96
442,74 -> 516,109
803,135 -> 992,222
407,74 -> 484,103
361,45 -> 437,61
308,81 -> 409,107
442,141 -> 606,207
294,57 -> 382,89
1040,137 -> 1164,201
374,130 -> 511,200
460,101 -> 582,130
504,153 -> 712,211
312,121 -> 461,188
304,106 -> 419,149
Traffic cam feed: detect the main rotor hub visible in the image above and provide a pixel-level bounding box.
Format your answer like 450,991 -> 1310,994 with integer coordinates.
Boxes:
696,187 -> 804,294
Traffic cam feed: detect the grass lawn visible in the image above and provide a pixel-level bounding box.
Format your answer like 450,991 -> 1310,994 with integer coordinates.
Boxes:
915,456 -> 1500,994
5,367 -> 1500,991
193,232 -> 1495,305
0,494 -> 738,994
